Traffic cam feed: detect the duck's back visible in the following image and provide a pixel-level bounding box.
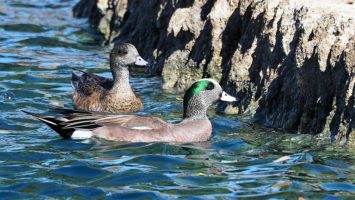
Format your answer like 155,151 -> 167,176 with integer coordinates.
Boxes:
72,71 -> 112,95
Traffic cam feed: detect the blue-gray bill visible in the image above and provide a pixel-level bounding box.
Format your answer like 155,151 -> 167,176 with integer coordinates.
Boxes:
220,91 -> 236,102
135,56 -> 149,66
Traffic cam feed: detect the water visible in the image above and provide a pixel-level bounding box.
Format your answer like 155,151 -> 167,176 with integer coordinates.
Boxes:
0,0 -> 354,199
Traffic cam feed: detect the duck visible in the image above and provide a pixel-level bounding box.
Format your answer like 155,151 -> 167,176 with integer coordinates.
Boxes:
24,79 -> 236,143
71,43 -> 149,113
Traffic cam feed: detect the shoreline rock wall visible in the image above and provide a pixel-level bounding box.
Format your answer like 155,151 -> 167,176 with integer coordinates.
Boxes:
73,0 -> 354,143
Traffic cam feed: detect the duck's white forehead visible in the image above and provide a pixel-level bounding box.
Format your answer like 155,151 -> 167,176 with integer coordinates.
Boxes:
127,44 -> 139,54
197,78 -> 220,87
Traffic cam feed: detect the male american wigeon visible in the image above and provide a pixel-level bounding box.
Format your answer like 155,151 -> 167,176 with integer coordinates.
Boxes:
24,79 -> 236,143
72,43 -> 149,113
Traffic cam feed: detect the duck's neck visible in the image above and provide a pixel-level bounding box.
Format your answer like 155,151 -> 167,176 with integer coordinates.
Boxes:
110,63 -> 132,92
183,105 -> 208,121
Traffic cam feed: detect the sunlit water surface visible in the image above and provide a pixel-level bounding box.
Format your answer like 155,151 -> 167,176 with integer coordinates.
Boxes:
0,0 -> 354,199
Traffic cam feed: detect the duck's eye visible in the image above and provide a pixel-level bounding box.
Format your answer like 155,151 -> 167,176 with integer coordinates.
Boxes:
206,82 -> 214,90
118,49 -> 128,55
113,45 -> 128,55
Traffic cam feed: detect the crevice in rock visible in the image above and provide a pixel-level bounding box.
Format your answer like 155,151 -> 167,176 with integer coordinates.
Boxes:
176,0 -> 195,8
330,52 -> 351,139
200,0 -> 216,21
220,2 -> 243,80
189,19 -> 213,70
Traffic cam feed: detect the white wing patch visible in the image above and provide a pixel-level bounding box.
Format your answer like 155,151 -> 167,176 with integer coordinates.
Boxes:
72,130 -> 93,139
198,78 -> 220,87
129,126 -> 153,130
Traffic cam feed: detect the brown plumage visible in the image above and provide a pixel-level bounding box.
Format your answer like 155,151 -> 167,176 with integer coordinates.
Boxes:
71,43 -> 149,113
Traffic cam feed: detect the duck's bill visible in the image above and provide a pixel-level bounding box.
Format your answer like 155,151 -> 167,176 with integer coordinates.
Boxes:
135,56 -> 149,66
220,91 -> 236,102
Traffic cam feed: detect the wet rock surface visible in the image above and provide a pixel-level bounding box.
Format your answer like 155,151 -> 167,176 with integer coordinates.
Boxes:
73,0 -> 354,142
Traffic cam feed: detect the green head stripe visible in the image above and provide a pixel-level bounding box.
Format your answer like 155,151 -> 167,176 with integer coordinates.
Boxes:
183,80 -> 210,115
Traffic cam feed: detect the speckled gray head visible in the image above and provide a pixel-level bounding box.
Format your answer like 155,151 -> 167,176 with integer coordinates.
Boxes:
183,78 -> 236,120
110,43 -> 149,67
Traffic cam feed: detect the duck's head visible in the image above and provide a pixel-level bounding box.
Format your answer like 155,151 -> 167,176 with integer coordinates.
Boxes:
183,78 -> 236,120
110,43 -> 149,67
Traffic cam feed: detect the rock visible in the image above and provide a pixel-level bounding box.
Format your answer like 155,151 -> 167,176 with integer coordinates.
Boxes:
73,0 -> 354,143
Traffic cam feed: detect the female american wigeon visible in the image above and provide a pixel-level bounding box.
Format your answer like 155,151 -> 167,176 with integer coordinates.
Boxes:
72,43 -> 149,113
24,79 -> 236,143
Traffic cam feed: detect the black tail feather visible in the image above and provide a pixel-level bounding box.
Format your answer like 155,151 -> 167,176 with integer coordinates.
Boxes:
22,110 -> 74,139
71,71 -> 80,82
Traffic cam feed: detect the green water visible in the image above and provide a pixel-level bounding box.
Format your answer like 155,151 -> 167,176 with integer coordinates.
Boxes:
0,0 -> 354,199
